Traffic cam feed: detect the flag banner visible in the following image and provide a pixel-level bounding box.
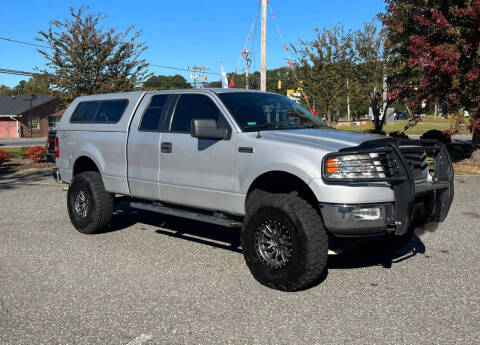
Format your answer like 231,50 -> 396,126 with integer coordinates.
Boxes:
220,64 -> 229,88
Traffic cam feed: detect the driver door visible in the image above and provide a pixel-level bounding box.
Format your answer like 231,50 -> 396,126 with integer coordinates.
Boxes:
158,93 -> 236,213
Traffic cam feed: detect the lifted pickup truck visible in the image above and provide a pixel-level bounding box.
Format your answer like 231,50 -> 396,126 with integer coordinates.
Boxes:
53,89 -> 454,291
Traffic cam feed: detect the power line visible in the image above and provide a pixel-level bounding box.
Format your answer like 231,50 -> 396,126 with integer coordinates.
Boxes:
0,36 -> 222,76
0,68 -> 38,77
0,37 -> 49,49
150,64 -> 220,76
0,67 -> 298,85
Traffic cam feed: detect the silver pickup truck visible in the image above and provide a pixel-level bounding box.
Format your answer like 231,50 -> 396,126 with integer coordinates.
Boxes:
53,89 -> 454,291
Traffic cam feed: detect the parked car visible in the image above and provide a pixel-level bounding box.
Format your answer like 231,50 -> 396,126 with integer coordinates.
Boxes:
53,89 -> 454,291
394,110 -> 409,120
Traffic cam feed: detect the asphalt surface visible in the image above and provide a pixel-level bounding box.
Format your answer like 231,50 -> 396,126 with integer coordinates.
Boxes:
0,137 -> 47,147
0,172 -> 479,345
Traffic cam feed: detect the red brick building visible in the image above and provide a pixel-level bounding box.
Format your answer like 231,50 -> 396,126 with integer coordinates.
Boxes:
0,95 -> 62,138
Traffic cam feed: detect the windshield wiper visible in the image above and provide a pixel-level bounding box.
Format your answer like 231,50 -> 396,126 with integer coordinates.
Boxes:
244,123 -> 278,130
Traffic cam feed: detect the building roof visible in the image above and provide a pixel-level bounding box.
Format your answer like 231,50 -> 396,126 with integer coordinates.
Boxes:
0,95 -> 55,116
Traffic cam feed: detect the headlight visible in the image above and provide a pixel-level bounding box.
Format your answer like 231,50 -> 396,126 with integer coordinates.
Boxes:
324,153 -> 385,179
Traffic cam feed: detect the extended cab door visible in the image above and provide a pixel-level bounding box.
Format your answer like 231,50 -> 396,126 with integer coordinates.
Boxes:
127,93 -> 174,200
158,93 -> 236,213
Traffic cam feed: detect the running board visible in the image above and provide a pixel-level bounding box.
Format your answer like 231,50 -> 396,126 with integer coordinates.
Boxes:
129,202 -> 243,228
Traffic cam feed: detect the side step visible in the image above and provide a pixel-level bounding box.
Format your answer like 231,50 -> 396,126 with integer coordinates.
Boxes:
130,202 -> 243,228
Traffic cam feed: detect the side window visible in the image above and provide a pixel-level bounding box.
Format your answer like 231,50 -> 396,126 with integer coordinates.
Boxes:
95,100 -> 128,123
170,94 -> 222,133
139,95 -> 169,131
70,100 -> 128,123
71,102 -> 99,122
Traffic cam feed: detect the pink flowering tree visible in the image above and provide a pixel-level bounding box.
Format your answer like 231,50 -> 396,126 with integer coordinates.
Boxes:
380,0 -> 480,146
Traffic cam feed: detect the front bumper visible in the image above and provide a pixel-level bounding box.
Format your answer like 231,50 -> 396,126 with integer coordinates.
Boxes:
320,139 -> 454,237
321,202 -> 395,237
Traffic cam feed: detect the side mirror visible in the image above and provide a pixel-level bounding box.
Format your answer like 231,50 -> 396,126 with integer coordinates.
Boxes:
191,119 -> 228,140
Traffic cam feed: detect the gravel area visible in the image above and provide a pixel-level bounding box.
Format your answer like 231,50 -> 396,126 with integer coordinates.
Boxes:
0,174 -> 479,345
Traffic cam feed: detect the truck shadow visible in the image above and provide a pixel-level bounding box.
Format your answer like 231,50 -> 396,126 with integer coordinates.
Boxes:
110,202 -> 242,253
328,235 -> 426,270
110,202 -> 426,272
0,170 -> 52,191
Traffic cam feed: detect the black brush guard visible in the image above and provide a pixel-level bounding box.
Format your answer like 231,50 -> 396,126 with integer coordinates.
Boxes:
322,138 -> 454,235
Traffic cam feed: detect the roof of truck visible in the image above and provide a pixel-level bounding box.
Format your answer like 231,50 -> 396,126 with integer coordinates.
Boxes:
73,89 -> 273,101
145,88 -> 268,94
208,88 -> 267,94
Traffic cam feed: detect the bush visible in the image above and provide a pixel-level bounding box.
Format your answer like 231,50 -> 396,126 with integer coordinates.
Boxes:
0,149 -> 11,164
389,131 -> 409,139
364,129 -> 386,135
25,146 -> 46,163
18,146 -> 29,158
420,129 -> 452,144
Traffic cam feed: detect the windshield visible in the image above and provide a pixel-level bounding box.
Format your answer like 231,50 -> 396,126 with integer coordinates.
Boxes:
218,92 -> 328,132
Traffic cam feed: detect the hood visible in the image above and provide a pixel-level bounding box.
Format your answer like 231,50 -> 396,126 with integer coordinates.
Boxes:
260,128 -> 385,151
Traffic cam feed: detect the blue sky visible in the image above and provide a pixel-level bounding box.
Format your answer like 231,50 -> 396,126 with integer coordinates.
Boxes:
0,0 -> 386,87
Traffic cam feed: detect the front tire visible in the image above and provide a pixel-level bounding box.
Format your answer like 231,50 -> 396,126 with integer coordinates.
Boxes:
67,171 -> 113,234
241,190 -> 328,291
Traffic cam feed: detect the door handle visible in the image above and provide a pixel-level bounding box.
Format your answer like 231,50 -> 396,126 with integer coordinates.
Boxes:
161,142 -> 172,153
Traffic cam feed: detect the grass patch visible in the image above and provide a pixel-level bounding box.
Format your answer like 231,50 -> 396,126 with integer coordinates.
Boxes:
453,164 -> 480,175
0,146 -> 28,158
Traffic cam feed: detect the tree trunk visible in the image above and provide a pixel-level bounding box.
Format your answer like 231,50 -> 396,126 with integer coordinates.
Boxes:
373,107 -> 381,132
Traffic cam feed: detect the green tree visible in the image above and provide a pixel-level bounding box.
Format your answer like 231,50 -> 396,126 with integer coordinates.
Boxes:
142,74 -> 192,90
13,76 -> 52,95
292,25 -> 355,125
36,6 -> 149,101
0,76 -> 53,96
223,67 -> 297,93
21,75 -> 52,95
353,21 -> 392,132
0,85 -> 12,96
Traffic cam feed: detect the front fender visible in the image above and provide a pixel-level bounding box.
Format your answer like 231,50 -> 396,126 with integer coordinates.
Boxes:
239,163 -> 315,195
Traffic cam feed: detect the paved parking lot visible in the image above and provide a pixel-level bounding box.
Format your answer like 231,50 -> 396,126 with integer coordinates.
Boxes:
0,173 -> 479,345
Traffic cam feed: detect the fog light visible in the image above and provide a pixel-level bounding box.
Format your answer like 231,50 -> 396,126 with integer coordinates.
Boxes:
352,207 -> 382,221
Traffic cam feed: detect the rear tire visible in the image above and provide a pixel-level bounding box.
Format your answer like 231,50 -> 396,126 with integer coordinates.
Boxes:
67,171 -> 113,234
241,190 -> 328,291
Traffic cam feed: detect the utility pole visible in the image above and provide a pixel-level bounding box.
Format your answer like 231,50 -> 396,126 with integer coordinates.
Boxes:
347,79 -> 351,122
188,65 -> 210,88
260,0 -> 267,91
243,49 -> 251,89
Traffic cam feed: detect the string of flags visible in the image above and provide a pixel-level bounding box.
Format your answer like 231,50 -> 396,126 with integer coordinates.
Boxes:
267,2 -> 317,115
